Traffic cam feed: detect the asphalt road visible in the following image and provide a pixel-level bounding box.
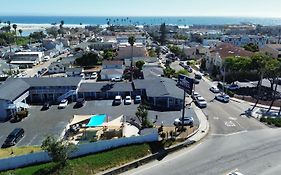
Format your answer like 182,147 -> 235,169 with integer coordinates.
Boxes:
195,76 -> 267,135
121,62 -> 274,175
123,128 -> 281,175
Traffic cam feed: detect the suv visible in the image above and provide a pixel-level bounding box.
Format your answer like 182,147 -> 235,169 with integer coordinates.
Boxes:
174,117 -> 194,126
194,73 -> 202,80
2,128 -> 24,148
195,96 -> 207,108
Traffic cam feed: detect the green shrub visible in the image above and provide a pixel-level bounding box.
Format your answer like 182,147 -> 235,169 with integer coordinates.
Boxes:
260,117 -> 267,123
16,110 -> 28,119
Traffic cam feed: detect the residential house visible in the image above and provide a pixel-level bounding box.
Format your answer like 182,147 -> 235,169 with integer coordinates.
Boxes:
221,35 -> 268,47
261,44 -> 281,58
116,36 -> 146,45
116,44 -> 147,60
65,67 -> 83,77
100,60 -> 124,80
48,62 -> 66,74
204,43 -> 254,71
10,51 -> 44,68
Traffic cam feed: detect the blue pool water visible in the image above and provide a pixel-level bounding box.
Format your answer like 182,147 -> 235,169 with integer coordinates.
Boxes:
86,114 -> 106,127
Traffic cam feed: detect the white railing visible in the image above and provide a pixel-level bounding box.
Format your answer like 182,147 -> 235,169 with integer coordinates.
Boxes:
57,90 -> 76,102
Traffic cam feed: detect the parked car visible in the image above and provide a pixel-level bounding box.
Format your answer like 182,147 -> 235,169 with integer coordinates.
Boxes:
90,72 -> 98,79
75,98 -> 85,108
192,92 -> 200,100
195,96 -> 207,108
114,95 -> 122,105
2,128 -> 24,148
42,102 -> 50,110
174,117 -> 194,127
124,96 -> 132,105
111,77 -> 122,82
179,61 -> 185,67
58,99 -> 68,109
215,93 -> 230,103
194,79 -> 200,84
210,86 -> 220,93
134,95 -> 142,104
186,66 -> 193,73
227,84 -> 240,91
195,73 -> 202,80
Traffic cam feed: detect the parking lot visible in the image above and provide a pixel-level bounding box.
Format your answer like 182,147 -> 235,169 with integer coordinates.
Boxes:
0,100 -> 198,147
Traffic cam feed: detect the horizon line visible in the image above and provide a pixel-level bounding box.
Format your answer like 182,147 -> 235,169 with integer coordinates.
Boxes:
0,15 -> 281,19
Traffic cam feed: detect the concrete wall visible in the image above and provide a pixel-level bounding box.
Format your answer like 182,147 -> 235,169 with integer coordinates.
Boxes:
0,132 -> 158,171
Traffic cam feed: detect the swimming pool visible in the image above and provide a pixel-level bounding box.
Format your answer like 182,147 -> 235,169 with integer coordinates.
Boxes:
86,114 -> 106,127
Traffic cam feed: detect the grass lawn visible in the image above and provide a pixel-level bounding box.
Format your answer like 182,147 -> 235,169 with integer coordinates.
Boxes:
0,143 -> 153,175
0,146 -> 41,159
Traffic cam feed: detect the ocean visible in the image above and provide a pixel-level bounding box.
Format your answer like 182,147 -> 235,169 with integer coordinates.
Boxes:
0,16 -> 281,26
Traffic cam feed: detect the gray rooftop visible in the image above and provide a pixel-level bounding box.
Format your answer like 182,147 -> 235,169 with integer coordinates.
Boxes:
133,77 -> 183,99
22,77 -> 82,87
0,78 -> 30,101
79,82 -> 133,93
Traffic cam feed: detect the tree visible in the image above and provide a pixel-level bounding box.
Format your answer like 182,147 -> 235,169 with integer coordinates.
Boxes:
250,53 -> 271,111
18,29 -> 23,37
75,52 -> 100,66
46,27 -> 59,39
12,24 -> 17,42
200,59 -> 206,71
135,105 -> 151,128
136,60 -> 145,70
160,23 -> 166,45
128,36 -> 136,80
148,49 -> 157,57
29,31 -> 46,42
163,66 -> 176,78
243,43 -> 259,52
103,49 -> 115,60
155,46 -> 161,58
174,69 -> 189,78
41,136 -> 76,167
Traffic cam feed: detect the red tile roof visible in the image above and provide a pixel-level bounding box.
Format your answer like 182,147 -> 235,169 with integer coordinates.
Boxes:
211,43 -> 254,60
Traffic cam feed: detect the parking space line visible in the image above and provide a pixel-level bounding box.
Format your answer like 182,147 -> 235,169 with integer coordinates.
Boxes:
26,135 -> 39,146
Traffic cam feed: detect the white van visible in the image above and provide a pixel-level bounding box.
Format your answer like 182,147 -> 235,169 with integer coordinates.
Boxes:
43,56 -> 50,62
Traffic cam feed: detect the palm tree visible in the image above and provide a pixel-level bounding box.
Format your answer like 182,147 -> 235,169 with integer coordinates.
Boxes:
250,54 -> 270,111
18,29 -> 23,37
12,24 -> 17,34
267,59 -> 281,112
128,36 -> 136,81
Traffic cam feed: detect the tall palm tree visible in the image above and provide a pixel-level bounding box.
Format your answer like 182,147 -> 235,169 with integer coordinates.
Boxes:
12,24 -> 17,34
251,54 -> 270,111
128,36 -> 136,81
267,59 -> 281,112
18,29 -> 23,37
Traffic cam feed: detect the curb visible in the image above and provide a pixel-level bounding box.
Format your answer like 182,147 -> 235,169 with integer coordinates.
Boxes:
101,128 -> 200,175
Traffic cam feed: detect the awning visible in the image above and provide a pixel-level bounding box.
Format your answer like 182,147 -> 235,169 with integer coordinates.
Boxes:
70,115 -> 92,126
10,61 -> 36,64
86,114 -> 106,127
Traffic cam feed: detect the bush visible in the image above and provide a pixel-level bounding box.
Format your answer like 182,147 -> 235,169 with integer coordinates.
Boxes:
16,110 -> 28,120
260,117 -> 267,123
226,90 -> 235,97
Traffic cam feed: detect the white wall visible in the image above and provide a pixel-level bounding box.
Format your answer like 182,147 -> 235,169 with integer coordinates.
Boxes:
0,132 -> 158,171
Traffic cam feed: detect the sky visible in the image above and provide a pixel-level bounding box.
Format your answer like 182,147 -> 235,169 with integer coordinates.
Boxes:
1,0 -> 281,18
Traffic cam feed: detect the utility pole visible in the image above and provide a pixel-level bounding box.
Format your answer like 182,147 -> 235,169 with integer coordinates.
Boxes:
222,65 -> 226,94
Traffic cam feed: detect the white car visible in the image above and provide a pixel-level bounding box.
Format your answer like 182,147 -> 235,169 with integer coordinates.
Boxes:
90,72 -> 98,79
195,96 -> 207,108
124,96 -> 132,105
58,99 -> 68,109
111,77 -> 122,82
215,93 -> 230,103
134,95 -> 141,104
174,117 -> 194,126
210,86 -> 220,93
192,92 -> 200,100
